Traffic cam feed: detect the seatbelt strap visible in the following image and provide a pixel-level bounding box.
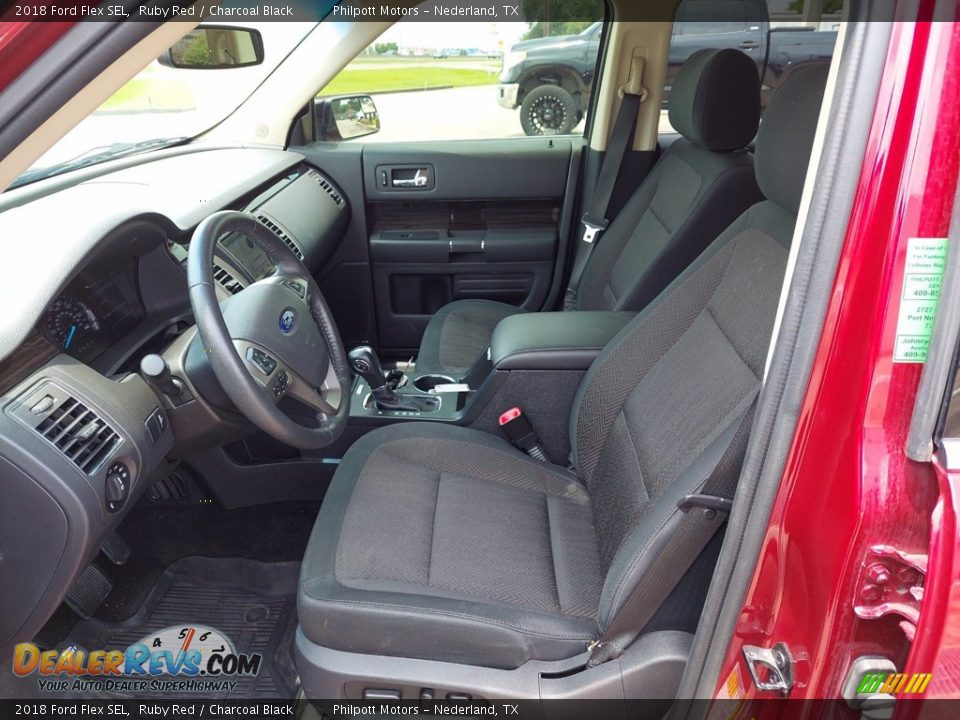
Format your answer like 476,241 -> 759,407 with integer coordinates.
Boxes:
564,89 -> 644,310
586,396 -> 758,667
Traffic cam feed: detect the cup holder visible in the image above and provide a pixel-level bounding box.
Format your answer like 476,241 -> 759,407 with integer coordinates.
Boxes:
414,375 -> 455,393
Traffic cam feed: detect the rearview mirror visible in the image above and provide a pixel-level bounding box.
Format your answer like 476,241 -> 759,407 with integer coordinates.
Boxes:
158,27 -> 264,69
314,95 -> 381,141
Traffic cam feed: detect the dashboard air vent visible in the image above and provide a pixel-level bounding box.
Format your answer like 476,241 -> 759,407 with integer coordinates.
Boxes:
35,397 -> 121,475
255,213 -> 303,260
306,169 -> 345,209
212,262 -> 244,295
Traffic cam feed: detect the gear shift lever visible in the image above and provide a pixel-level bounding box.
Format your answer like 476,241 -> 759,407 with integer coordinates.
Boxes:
348,346 -> 438,413
348,346 -> 390,395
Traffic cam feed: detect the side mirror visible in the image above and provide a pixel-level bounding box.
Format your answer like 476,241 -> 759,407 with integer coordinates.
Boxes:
158,26 -> 264,69
314,95 -> 381,141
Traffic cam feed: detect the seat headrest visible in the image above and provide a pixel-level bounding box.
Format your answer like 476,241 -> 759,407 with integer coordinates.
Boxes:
755,63 -> 830,214
667,48 -> 761,152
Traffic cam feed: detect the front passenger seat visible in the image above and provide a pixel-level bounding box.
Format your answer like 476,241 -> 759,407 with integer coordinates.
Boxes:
296,63 -> 829,691
416,48 -> 764,378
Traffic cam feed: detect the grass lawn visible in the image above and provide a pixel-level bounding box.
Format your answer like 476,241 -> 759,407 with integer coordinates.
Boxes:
319,66 -> 498,96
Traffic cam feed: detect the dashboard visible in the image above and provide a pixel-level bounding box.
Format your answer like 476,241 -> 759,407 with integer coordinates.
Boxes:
40,262 -> 145,363
19,157 -> 348,374
0,146 -> 350,652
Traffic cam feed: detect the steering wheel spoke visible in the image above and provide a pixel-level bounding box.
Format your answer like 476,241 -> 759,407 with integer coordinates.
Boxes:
285,363 -> 341,416
269,271 -> 312,303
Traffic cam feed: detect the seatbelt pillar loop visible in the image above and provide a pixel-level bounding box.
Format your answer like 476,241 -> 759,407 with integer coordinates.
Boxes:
621,54 -> 648,102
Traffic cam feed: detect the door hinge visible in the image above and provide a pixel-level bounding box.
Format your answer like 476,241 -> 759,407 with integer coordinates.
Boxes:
742,642 -> 795,696
853,545 -> 927,640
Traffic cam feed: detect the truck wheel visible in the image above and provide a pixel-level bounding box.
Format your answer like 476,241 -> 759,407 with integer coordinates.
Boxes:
520,85 -> 578,136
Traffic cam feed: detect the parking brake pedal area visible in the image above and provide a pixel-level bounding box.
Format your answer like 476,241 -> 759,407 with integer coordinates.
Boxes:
65,564 -> 112,619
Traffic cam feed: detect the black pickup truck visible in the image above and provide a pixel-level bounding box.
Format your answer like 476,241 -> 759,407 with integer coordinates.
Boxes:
498,0 -> 838,135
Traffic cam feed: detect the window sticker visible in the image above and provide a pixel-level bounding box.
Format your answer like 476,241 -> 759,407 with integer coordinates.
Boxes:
893,237 -> 948,363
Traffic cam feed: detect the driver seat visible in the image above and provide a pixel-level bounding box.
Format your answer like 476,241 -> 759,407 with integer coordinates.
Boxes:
297,64 -> 828,682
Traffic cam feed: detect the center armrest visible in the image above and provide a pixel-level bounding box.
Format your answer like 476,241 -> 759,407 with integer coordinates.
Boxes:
490,311 -> 634,371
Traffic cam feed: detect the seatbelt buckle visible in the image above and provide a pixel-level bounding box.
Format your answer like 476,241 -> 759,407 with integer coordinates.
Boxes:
498,407 -> 548,462
677,494 -> 733,519
581,215 -> 609,244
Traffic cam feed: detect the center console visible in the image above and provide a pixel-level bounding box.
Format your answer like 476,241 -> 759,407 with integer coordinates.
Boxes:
488,311 -> 634,371
347,312 -> 636,452
348,346 -> 476,424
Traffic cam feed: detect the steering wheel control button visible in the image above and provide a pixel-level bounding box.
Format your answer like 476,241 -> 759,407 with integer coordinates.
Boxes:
144,407 -> 169,443
246,347 -> 278,376
273,370 -> 289,398
279,307 -> 298,335
105,462 -> 131,512
280,278 -> 306,298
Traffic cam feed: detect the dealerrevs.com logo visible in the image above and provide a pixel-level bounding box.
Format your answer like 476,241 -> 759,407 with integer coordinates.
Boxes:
13,625 -> 262,694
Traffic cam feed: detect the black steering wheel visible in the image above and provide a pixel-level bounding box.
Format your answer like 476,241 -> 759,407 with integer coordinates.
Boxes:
187,210 -> 351,449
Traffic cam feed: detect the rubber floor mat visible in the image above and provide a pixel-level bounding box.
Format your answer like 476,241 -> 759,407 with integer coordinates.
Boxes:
48,557 -> 300,700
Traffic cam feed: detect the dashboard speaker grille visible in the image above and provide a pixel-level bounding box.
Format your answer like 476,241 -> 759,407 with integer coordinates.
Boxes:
306,169 -> 345,208
35,397 -> 121,475
255,213 -> 303,260
212,262 -> 244,294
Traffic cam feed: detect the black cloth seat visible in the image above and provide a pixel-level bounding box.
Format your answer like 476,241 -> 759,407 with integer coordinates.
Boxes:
298,64 -> 830,670
298,423 -> 602,669
416,48 -> 764,377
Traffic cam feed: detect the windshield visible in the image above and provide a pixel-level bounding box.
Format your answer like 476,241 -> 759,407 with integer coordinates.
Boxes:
10,22 -> 315,190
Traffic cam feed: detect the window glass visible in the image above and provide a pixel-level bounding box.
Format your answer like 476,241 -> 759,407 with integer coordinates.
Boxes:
319,1 -> 605,142
661,0 -> 840,135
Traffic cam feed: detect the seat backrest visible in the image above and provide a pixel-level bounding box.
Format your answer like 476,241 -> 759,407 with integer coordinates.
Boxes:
569,63 -> 830,627
575,48 -> 764,313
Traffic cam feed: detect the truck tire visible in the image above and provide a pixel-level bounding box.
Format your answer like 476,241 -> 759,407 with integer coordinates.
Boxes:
520,85 -> 578,136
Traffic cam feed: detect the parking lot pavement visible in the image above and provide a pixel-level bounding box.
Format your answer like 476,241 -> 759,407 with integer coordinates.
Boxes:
364,85 -> 532,143
25,85 -> 677,176
364,85 -> 675,143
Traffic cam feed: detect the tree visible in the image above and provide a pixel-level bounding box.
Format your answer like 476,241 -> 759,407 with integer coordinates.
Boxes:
521,0 -> 605,39
374,42 -> 399,55
522,21 -> 596,40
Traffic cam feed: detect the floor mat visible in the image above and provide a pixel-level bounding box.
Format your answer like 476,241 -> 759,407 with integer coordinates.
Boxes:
34,557 -> 301,700
98,500 -> 321,624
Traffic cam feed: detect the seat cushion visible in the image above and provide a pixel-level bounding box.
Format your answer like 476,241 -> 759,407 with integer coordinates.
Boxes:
298,423 -> 603,669
415,299 -> 525,377
574,140 -> 760,313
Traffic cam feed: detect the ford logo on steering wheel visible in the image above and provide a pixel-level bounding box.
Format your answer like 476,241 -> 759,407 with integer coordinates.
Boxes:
279,308 -> 298,335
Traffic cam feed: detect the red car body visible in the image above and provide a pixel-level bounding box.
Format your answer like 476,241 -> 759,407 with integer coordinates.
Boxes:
0,21 -> 72,92
717,17 -> 960,705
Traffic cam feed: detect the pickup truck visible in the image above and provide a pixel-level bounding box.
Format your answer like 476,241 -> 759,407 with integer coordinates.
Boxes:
498,0 -> 839,135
